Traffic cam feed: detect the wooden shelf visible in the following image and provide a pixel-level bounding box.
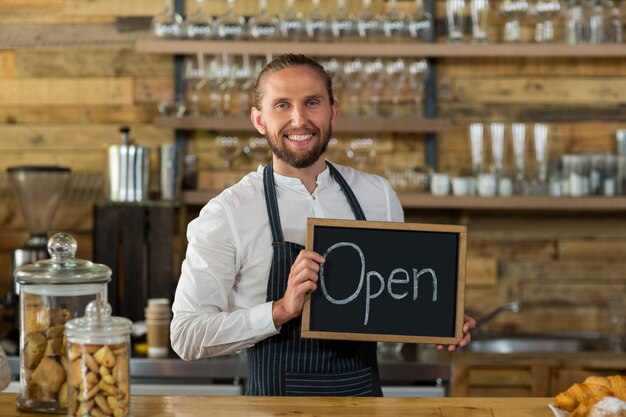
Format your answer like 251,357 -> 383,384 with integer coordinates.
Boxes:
182,190 -> 626,211
136,39 -> 626,58
154,116 -> 452,133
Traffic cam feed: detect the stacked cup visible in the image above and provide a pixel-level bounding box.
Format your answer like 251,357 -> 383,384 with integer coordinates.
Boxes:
145,298 -> 172,358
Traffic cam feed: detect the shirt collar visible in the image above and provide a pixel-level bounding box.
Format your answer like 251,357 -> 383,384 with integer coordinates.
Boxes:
257,161 -> 332,188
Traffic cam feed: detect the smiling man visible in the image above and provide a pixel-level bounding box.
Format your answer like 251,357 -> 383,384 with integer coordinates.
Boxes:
171,54 -> 475,396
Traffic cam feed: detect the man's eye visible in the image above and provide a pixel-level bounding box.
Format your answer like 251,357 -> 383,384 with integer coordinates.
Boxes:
307,100 -> 320,107
276,103 -> 288,110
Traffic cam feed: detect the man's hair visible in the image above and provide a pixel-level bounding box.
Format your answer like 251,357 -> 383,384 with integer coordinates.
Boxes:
252,54 -> 335,110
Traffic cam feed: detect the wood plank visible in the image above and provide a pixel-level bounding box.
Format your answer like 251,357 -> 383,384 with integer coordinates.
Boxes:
438,103 -> 626,122
0,0 -> 61,5
0,105 -> 155,124
0,124 -> 171,149
440,76 -> 626,104
501,259 -> 626,281
441,407 -> 492,417
63,0 -> 163,16
468,368 -> 535,386
558,240 -> 626,260
13,49 -> 172,77
134,78 -> 172,104
0,52 -> 14,78
0,78 -> 133,105
466,257 -> 498,287
0,23 -> 146,44
0,150 -> 106,172
520,282 -> 626,309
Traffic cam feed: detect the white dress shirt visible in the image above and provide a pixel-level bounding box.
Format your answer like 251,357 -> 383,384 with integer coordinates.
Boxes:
171,163 -> 404,360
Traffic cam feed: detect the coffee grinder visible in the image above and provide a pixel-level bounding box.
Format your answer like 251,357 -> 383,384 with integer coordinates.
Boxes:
9,166 -> 71,288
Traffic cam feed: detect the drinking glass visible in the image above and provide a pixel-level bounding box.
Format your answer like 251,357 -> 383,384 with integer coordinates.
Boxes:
216,135 -> 242,169
206,54 -> 229,116
184,53 -> 207,116
531,0 -> 561,42
532,123 -> 549,194
184,0 -> 213,39
588,0 -> 605,44
244,136 -> 271,165
408,0 -> 434,41
357,0 -> 383,39
214,0 -> 246,40
490,122 -> 505,176
511,123 -> 526,194
279,0 -> 305,40
347,137 -> 377,170
152,0 -> 183,38
233,55 -> 255,117
605,0 -> 623,43
248,0 -> 280,40
342,59 -> 364,117
471,0 -> 490,43
469,123 -> 484,175
385,59 -> 408,117
447,0 -> 467,43
306,0 -> 331,40
564,0 -> 585,43
500,0 -> 530,42
382,0 -> 410,40
407,59 -> 429,118
331,0 -> 358,40
363,59 -> 385,117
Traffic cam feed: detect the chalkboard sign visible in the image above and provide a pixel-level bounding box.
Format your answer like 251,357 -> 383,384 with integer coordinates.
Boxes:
302,218 -> 467,345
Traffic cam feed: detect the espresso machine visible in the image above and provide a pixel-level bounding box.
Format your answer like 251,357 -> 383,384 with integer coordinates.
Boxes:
8,166 -> 71,292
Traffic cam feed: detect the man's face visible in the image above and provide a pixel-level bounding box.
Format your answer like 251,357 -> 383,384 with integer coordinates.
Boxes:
251,66 -> 339,169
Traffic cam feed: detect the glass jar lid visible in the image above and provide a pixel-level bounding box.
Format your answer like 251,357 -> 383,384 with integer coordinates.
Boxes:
65,300 -> 132,340
15,233 -> 111,285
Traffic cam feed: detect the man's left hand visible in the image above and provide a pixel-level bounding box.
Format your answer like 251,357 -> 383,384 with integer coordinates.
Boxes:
436,314 -> 476,352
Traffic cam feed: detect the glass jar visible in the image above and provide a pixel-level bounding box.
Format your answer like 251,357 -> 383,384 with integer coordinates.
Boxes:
15,233 -> 111,413
65,300 -> 132,417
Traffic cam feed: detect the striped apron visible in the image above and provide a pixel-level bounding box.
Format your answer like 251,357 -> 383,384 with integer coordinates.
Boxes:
245,161 -> 382,396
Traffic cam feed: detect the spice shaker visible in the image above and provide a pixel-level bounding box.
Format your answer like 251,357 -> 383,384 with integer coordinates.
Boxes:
65,300 -> 132,417
15,233 -> 110,413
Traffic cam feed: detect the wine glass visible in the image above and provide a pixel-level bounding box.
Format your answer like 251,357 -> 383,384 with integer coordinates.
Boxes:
306,0 -> 331,40
214,0 -> 246,40
347,137 -> 377,170
385,58 -> 408,117
471,0 -> 490,43
152,0 -> 183,38
233,55 -> 255,117
407,59 -> 429,118
248,0 -> 280,40
490,122 -> 505,176
447,0 -> 467,43
216,135 -> 242,169
469,123 -> 485,176
342,58 -> 364,117
499,0 -> 530,42
511,122 -> 527,194
533,123 -> 549,188
244,136 -> 271,165
184,53 -> 207,116
357,0 -> 383,40
531,0 -> 561,42
363,59 -> 385,117
279,0 -> 305,40
331,0 -> 358,41
184,0 -> 213,39
206,54 -> 228,116
382,0 -> 410,40
408,0 -> 434,41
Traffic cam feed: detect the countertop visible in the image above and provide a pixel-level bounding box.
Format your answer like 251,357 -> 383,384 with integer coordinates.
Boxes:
0,392 -> 554,417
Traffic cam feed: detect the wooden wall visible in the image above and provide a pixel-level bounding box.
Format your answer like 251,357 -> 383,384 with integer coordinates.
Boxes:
1,0 -> 625,337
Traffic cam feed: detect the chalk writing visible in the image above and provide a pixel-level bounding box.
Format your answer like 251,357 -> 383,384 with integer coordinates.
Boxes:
320,242 -> 438,325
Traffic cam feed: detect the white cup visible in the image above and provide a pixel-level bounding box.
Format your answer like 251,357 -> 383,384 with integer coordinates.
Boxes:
498,177 -> 513,196
430,173 -> 450,196
477,173 -> 497,196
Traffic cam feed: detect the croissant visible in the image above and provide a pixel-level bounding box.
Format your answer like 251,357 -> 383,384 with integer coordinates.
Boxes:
553,374 -> 626,416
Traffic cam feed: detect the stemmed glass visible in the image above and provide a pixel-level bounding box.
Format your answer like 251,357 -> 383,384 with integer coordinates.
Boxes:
447,0 -> 467,43
382,0 -> 409,40
407,59 -> 429,118
531,0 -> 561,42
244,136 -> 271,165
347,137 -> 377,170
279,0 -> 305,40
471,0 -> 490,43
233,55 -> 255,117
183,53 -> 207,116
385,59 -> 408,118
499,0 -> 530,42
511,123 -> 527,194
206,54 -> 229,116
357,0 -> 383,40
409,0 -> 434,41
363,59 -> 385,117
490,122 -> 505,176
214,0 -> 246,40
331,0 -> 358,41
216,135 -> 242,170
184,0 -> 213,39
248,0 -> 280,40
469,123 -> 484,176
306,0 -> 331,40
342,59 -> 364,117
527,123 -> 549,195
152,0 -> 183,38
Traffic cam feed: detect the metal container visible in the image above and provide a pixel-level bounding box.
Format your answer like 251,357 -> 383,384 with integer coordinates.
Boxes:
15,233 -> 110,413
65,300 -> 132,417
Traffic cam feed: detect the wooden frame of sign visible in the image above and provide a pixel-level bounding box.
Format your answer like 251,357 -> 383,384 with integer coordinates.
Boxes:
302,218 -> 467,345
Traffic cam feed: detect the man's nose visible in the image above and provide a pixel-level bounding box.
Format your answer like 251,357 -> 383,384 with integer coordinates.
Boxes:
290,105 -> 307,126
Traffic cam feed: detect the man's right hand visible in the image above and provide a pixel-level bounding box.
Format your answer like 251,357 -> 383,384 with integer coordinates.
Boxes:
272,250 -> 325,328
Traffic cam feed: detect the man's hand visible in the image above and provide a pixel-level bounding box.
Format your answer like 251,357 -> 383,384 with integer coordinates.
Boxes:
272,250 -> 325,328
437,314 -> 476,352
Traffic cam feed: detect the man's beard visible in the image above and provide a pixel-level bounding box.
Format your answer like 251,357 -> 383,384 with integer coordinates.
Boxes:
266,125 -> 332,169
